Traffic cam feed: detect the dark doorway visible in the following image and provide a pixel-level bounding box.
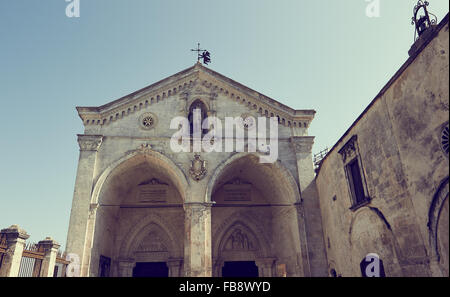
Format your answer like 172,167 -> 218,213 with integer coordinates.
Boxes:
132,262 -> 169,277
222,261 -> 259,277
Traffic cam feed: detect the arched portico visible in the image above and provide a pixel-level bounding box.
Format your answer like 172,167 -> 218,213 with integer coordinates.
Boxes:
87,151 -> 186,277
208,153 -> 305,277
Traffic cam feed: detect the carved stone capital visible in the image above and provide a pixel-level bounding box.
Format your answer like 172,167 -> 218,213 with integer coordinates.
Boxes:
77,135 -> 103,152
290,136 -> 315,154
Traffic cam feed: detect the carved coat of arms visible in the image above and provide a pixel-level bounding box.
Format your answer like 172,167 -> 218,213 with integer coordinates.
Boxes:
189,154 -> 207,181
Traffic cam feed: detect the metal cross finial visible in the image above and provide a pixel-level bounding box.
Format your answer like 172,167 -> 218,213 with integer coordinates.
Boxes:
190,43 -> 211,65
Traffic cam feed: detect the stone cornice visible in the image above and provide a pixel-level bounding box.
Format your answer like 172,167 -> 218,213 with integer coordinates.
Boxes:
77,64 -> 316,129
77,134 -> 103,152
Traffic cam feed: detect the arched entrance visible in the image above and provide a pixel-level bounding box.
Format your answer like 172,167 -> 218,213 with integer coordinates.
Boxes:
209,154 -> 303,277
89,152 -> 186,277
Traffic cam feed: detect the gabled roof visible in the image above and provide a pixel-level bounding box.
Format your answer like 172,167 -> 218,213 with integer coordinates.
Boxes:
77,62 -> 315,128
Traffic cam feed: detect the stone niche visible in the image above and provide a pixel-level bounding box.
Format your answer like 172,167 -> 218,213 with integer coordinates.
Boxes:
137,179 -> 169,203
223,178 -> 252,202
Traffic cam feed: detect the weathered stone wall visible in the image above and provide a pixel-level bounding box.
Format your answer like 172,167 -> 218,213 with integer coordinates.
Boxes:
316,19 -> 449,277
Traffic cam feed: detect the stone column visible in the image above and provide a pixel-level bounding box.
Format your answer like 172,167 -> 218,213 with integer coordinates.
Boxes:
255,258 -> 276,277
290,136 -> 328,277
183,202 -> 213,277
66,134 -> 103,277
38,237 -> 60,277
168,258 -> 183,277
0,225 -> 29,277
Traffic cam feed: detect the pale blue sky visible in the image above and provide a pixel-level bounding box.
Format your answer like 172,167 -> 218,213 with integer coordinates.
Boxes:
0,0 -> 448,248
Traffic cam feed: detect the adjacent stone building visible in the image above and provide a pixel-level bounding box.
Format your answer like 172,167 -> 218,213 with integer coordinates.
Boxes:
66,14 -> 448,277
316,14 -> 449,277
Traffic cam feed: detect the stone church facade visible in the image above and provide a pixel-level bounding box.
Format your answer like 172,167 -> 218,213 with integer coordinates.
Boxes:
66,15 -> 448,277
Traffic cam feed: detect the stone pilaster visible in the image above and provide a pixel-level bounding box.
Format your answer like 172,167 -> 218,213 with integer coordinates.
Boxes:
37,237 -> 60,277
0,225 -> 29,277
294,202 -> 311,277
255,258 -> 276,277
66,134 -> 103,277
168,258 -> 183,277
290,136 -> 328,277
118,260 -> 135,277
183,202 -> 213,277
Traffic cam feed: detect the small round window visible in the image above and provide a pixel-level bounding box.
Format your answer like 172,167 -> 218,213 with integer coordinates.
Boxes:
241,114 -> 256,130
139,113 -> 157,130
441,123 -> 449,156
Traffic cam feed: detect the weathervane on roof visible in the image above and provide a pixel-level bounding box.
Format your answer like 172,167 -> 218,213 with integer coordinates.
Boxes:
411,1 -> 437,41
191,43 -> 211,65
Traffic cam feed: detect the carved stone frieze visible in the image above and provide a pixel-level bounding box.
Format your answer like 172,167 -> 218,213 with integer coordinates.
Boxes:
77,135 -> 103,152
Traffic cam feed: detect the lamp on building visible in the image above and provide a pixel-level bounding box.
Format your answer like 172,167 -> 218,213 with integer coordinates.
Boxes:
412,1 -> 437,40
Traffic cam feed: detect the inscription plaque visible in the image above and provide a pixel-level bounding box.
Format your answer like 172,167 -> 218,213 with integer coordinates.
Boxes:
137,179 -> 168,203
223,181 -> 252,202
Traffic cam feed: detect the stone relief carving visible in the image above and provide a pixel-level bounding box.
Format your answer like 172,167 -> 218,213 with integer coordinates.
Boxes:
136,232 -> 168,253
338,135 -> 358,163
138,143 -> 153,154
189,154 -> 207,181
224,229 -> 254,251
77,135 -> 103,152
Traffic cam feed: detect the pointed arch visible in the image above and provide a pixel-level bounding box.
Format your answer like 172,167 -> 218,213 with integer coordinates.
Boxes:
213,211 -> 271,259
118,213 -> 183,260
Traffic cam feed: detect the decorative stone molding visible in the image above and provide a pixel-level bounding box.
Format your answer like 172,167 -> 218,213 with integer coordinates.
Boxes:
338,135 -> 358,164
77,135 -> 103,152
440,122 -> 449,157
290,136 -> 315,154
88,203 -> 99,219
77,65 -> 315,128
428,177 -> 449,262
138,143 -> 153,154
189,154 -> 207,181
184,202 -> 214,223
